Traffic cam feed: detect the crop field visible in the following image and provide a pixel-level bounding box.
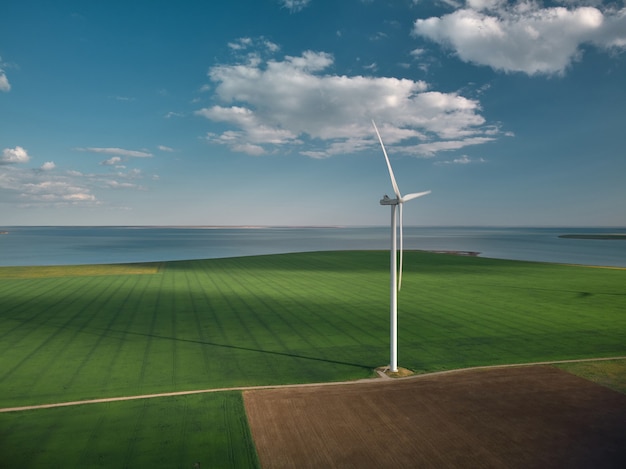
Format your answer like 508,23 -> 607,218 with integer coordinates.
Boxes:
1,251 -> 625,467
245,365 -> 626,468
556,359 -> 626,394
2,251 -> 625,407
0,392 -> 259,468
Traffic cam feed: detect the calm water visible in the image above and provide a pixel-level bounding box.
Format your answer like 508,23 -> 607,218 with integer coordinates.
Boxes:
1,226 -> 626,267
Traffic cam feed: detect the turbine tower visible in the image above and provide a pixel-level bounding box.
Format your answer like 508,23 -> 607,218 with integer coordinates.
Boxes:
373,120 -> 430,372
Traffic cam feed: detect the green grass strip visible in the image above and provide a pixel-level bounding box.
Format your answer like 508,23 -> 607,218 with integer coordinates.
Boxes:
0,263 -> 161,279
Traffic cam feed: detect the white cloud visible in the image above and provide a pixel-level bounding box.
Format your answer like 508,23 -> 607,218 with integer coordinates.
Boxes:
105,180 -> 144,190
100,156 -> 123,166
228,37 -> 253,50
0,71 -> 9,92
370,32 -> 388,41
364,62 -> 378,71
0,151 -> 154,206
76,147 -> 153,158
435,154 -> 487,165
408,137 -> 495,157
0,57 -> 10,92
594,6 -> 626,48
1,146 -> 30,164
413,1 -> 626,75
227,37 -> 279,54
21,181 -> 96,202
280,0 -> 311,12
157,145 -> 175,152
197,47 -> 498,157
63,192 -> 97,201
0,165 -> 98,205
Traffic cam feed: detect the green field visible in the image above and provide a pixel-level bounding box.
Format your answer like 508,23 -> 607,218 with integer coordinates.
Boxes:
1,251 -> 625,467
0,392 -> 259,468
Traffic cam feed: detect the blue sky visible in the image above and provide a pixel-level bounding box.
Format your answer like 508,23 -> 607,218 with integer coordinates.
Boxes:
1,0 -> 625,227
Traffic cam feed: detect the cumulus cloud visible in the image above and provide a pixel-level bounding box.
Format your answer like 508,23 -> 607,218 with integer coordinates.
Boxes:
413,1 -> 626,75
75,147 -> 153,158
20,181 -> 97,202
1,146 -> 30,164
197,46 -> 498,157
0,153 -> 152,206
0,165 -> 98,205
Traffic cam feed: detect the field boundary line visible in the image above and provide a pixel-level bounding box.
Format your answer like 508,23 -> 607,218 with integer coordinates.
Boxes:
2,356 -> 625,413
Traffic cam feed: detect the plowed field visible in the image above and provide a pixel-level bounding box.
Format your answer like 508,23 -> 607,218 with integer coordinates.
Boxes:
244,366 -> 626,468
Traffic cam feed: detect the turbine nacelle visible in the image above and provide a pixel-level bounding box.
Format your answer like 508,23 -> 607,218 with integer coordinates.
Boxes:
381,192 -> 430,206
380,195 -> 399,205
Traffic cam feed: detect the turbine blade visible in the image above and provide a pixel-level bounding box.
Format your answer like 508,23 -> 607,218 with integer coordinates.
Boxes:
398,203 -> 403,291
372,120 -> 401,199
401,190 -> 431,203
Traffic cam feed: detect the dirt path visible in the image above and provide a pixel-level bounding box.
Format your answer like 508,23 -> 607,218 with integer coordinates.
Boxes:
1,356 -> 624,413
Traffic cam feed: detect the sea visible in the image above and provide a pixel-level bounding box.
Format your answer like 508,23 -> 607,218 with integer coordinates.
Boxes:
1,226 -> 626,268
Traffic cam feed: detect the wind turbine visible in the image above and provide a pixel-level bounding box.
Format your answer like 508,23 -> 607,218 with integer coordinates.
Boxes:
373,120 -> 430,373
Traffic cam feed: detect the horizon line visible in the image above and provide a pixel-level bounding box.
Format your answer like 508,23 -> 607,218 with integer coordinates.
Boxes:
2,225 -> 626,230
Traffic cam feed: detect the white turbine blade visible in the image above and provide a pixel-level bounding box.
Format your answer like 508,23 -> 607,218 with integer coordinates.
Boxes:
372,120 -> 401,199
401,190 -> 431,203
398,202 -> 403,291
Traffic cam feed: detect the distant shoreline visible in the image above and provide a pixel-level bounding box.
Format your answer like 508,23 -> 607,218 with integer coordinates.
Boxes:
559,234 -> 626,240
2,227 -> 626,268
426,250 -> 480,256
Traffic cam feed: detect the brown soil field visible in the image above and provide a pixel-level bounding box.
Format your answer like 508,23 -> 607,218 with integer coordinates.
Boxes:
244,365 -> 626,468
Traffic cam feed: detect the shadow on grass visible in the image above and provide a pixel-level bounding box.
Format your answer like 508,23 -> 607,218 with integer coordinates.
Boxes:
484,283 -> 626,297
3,311 -> 376,373
107,328 -> 376,371
161,250 -> 536,276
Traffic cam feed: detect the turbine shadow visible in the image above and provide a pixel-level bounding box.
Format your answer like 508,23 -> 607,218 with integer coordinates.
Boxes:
106,328 -> 376,371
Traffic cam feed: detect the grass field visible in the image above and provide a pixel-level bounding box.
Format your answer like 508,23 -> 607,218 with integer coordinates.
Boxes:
2,251 -> 625,407
1,251 -> 625,467
0,392 -> 259,468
